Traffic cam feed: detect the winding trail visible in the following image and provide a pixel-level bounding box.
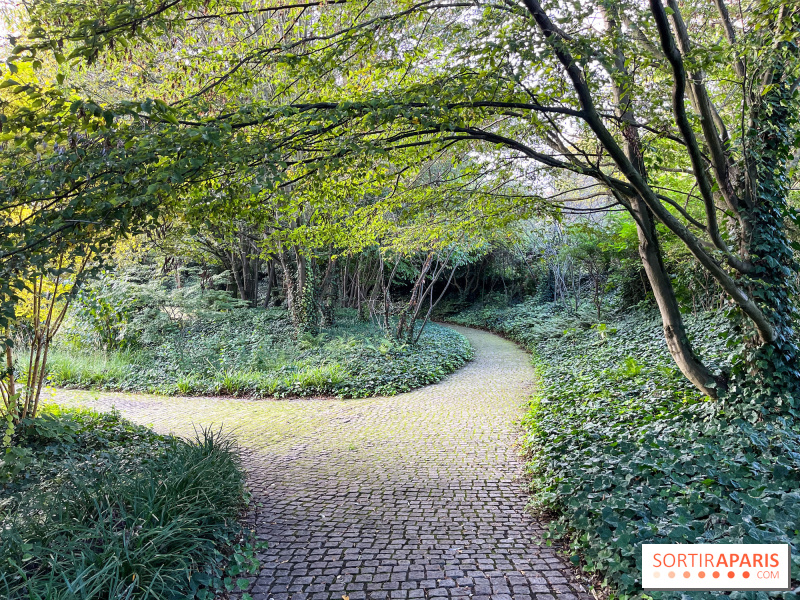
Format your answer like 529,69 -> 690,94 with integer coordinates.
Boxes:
54,325 -> 590,600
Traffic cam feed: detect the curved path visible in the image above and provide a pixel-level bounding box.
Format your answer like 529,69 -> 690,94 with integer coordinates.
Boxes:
54,325 -> 590,600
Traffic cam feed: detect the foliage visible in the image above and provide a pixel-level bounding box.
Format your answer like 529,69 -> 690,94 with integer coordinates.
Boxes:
48,306 -> 473,398
4,0 -> 799,401
451,300 -> 800,599
2,251 -> 94,426
61,264 -> 248,350
0,406 -> 258,599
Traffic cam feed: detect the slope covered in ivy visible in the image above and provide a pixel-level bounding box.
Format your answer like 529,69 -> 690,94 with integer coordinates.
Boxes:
452,301 -> 800,599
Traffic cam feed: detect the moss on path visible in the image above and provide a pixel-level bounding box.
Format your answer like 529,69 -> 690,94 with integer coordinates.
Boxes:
54,325 -> 590,600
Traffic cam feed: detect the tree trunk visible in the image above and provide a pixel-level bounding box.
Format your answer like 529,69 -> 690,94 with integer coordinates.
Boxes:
278,251 -> 299,326
318,256 -> 337,327
595,3 -> 723,398
263,260 -> 275,309
230,249 -> 247,302
630,197 -> 723,397
396,253 -> 434,340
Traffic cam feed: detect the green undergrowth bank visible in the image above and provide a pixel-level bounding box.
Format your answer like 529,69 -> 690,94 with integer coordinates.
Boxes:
0,406 -> 258,600
46,309 -> 473,398
451,300 -> 800,599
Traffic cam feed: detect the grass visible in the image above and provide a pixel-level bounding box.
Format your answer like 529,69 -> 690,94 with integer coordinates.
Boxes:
45,308 -> 473,398
451,299 -> 800,599
0,406 -> 254,600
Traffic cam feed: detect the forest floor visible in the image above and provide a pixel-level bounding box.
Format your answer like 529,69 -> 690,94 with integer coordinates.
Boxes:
52,325 -> 590,600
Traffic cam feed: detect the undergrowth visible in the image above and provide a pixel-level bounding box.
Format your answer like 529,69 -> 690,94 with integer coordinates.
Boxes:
0,406 -> 258,599
452,299 -> 800,600
45,308 -> 473,398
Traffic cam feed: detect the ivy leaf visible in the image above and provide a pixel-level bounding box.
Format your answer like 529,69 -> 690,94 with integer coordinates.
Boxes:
236,578 -> 250,591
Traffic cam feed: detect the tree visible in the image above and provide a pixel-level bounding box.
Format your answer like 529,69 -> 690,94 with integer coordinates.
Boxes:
564,224 -> 612,320
2,251 -> 90,433
3,0 -> 799,408
0,50 -> 165,423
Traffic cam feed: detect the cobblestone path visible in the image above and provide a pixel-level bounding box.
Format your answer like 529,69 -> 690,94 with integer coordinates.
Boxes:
54,325 -> 590,600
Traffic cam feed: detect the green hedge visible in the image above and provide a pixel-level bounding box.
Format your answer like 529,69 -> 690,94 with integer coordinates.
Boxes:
452,300 -> 800,600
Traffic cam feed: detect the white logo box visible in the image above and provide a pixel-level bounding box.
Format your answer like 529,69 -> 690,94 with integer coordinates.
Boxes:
642,544 -> 792,591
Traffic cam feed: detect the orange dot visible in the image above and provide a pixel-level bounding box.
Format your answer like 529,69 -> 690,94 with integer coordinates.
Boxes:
699,571 -> 706,579
668,571 -> 676,579
683,571 -> 691,578
743,571 -> 750,579
713,571 -> 720,578
728,571 -> 735,579
653,572 -> 661,579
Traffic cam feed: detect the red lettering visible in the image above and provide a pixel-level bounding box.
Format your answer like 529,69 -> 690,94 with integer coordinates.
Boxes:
754,555 -> 763,568
664,554 -> 675,568
705,554 -> 714,567
741,554 -> 751,568
717,555 -> 728,567
730,554 -> 740,567
678,555 -> 687,568
770,553 -> 779,568
654,554 -> 662,568
688,553 -> 699,567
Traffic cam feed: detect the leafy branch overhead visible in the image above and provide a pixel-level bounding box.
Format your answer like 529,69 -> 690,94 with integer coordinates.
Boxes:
2,0 -> 800,405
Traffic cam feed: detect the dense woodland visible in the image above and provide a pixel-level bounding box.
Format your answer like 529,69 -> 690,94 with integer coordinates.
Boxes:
1,0 -> 799,597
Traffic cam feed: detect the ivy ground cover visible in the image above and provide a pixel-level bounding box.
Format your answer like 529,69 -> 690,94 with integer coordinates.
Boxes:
451,300 -> 800,599
45,308 -> 473,399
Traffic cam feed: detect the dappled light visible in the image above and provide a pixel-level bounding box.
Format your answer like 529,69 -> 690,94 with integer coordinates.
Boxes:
1,0 -> 799,597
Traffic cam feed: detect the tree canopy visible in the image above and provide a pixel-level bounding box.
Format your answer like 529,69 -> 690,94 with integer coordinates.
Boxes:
2,0 -> 799,407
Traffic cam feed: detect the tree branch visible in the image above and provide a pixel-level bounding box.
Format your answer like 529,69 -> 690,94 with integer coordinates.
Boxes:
665,0 -> 746,216
523,0 -> 773,342
650,0 -> 731,255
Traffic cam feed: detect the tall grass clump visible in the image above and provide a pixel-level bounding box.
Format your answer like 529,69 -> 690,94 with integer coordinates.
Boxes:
0,407 -> 252,600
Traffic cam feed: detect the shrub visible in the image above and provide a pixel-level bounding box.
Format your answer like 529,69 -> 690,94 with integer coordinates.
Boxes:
0,407 -> 256,600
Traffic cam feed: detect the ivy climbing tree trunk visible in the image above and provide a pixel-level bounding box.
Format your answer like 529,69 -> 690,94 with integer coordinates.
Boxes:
732,74 -> 800,401
278,249 -> 320,335
318,255 -> 337,328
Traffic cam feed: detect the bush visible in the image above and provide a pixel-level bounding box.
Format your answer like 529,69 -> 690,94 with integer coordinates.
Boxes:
48,308 -> 473,398
452,300 -> 800,599
0,407 -> 256,600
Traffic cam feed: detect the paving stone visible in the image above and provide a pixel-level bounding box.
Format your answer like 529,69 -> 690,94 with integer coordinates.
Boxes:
54,326 -> 591,600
